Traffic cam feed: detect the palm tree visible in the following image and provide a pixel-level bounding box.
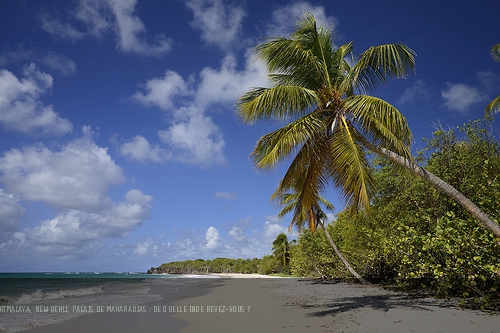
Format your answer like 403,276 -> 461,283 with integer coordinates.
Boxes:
485,43 -> 500,115
237,12 -> 500,238
275,181 -> 369,284
272,233 -> 290,268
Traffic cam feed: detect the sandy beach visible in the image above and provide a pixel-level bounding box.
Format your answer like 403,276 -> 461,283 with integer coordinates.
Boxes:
16,275 -> 500,333
173,276 -> 500,333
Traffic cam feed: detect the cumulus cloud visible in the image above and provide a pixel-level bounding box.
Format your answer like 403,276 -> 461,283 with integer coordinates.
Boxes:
266,2 -> 338,37
0,129 -> 153,259
186,0 -> 246,51
0,64 -> 73,135
129,52 -> 266,166
132,70 -> 190,111
40,0 -> 171,56
441,82 -> 487,115
120,135 -> 171,163
205,226 -> 223,250
3,189 -> 152,258
158,109 -> 225,166
0,131 -> 124,211
398,80 -> 430,104
196,53 -> 266,105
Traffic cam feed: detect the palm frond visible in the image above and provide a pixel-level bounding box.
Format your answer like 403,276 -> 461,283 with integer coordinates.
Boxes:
329,118 -> 374,211
485,95 -> 500,116
341,95 -> 413,159
254,38 -> 325,88
237,85 -> 319,123
491,43 -> 500,62
251,112 -> 325,169
330,42 -> 354,89
346,43 -> 416,93
318,197 -> 335,212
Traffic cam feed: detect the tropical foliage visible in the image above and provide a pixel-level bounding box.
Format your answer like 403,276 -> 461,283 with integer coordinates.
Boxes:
287,118 -> 500,309
156,257 -> 261,274
272,233 -> 291,271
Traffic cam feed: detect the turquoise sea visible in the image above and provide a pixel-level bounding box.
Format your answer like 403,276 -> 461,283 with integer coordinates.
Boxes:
0,272 -> 216,333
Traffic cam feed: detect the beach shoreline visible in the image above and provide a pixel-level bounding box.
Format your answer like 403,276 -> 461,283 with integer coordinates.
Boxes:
10,277 -> 500,333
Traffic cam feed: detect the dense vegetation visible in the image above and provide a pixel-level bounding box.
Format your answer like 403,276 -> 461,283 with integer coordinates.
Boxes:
151,257 -> 262,274
290,117 -> 500,309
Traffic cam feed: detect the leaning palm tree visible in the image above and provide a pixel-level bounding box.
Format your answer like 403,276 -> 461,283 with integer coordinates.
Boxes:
237,12 -> 500,237
275,178 -> 369,284
485,43 -> 500,115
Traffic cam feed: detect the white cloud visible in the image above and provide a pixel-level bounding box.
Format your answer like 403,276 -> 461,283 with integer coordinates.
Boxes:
266,2 -> 337,37
205,226 -> 222,250
215,191 -> 237,200
132,70 -> 190,111
106,0 -> 172,56
130,52 -> 266,166
40,52 -> 77,77
120,135 -> 171,163
441,82 -> 487,115
0,129 -> 124,211
133,238 -> 155,256
263,220 -> 287,239
228,226 -> 245,242
3,189 -> 152,258
158,110 -> 226,166
39,11 -> 86,40
398,80 -> 430,104
40,0 -> 172,56
186,0 -> 246,51
148,216 -> 290,261
0,64 -> 73,135
0,127 -> 153,260
196,53 -> 266,105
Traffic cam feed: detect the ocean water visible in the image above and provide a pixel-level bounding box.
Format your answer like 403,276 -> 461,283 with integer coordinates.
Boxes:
0,272 -> 216,333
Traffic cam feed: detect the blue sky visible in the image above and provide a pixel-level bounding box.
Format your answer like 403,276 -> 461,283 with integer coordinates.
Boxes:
0,0 -> 498,272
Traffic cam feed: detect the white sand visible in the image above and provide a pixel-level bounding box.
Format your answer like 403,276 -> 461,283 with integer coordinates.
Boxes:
209,273 -> 284,278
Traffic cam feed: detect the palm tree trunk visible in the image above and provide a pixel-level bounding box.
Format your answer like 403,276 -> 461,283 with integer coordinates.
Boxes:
318,221 -> 370,284
358,136 -> 500,238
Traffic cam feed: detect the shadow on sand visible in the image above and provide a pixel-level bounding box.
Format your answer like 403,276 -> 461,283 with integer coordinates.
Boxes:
293,280 -> 456,318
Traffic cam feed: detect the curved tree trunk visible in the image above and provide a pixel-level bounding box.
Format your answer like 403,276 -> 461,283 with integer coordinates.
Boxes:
318,221 -> 370,285
358,136 -> 500,238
